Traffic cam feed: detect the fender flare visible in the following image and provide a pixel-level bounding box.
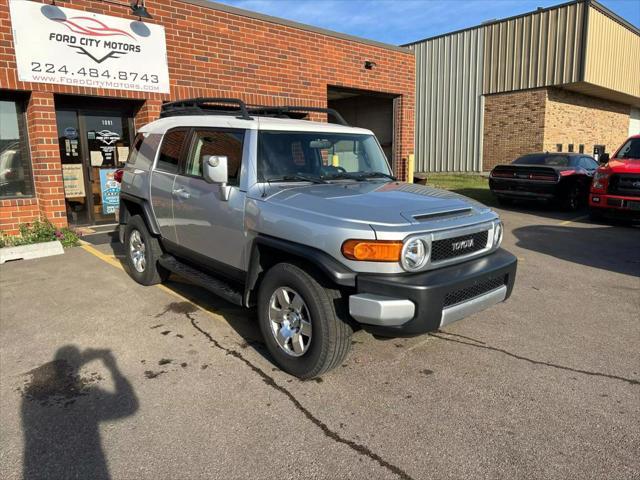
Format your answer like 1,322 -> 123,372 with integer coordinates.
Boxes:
119,192 -> 161,236
244,235 -> 356,307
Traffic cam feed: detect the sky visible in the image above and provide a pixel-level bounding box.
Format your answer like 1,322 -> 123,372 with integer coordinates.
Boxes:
213,0 -> 640,45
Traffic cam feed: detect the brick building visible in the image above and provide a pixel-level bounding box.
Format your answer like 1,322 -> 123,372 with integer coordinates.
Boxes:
406,0 -> 640,172
0,0 -> 415,234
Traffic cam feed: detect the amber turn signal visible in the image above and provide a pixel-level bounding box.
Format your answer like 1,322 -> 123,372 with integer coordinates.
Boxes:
341,239 -> 403,262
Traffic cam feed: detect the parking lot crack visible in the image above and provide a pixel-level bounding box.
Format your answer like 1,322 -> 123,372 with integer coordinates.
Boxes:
432,333 -> 639,386
188,313 -> 415,480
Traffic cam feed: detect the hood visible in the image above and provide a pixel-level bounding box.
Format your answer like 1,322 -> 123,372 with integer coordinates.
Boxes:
261,181 -> 487,227
601,159 -> 640,174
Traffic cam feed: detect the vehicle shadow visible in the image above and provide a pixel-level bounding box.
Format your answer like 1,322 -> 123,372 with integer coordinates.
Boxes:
106,242 -> 271,361
512,223 -> 640,277
21,345 -> 138,480
451,187 -> 595,223
494,201 -> 588,221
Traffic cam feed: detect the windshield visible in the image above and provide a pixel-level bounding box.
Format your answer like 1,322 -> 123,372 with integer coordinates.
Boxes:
257,131 -> 391,182
513,154 -> 571,167
614,138 -> 640,160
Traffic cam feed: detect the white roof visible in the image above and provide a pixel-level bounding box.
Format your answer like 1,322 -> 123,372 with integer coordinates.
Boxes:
139,115 -> 373,135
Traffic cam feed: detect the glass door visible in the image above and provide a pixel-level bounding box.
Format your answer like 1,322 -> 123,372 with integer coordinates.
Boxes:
81,113 -> 132,224
56,108 -> 133,226
57,110 -> 91,226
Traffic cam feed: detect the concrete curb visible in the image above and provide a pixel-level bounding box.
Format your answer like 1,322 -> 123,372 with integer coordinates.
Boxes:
0,240 -> 64,264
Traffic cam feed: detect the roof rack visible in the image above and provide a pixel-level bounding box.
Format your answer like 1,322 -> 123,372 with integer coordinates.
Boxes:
247,105 -> 349,126
160,97 -> 349,126
160,98 -> 252,120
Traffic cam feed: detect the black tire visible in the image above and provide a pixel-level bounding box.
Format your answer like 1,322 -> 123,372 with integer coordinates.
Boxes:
588,208 -> 604,222
123,215 -> 169,286
257,263 -> 352,379
563,184 -> 582,211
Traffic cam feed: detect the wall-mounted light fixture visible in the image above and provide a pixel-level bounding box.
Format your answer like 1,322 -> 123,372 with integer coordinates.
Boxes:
364,60 -> 376,70
89,0 -> 153,19
130,0 -> 152,19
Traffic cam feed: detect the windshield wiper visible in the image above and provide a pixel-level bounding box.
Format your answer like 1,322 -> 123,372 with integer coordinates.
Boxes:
322,172 -> 367,181
356,171 -> 397,181
267,174 -> 327,184
322,171 -> 396,181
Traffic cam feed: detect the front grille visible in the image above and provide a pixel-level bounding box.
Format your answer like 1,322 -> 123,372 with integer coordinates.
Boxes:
608,174 -> 640,198
431,230 -> 488,262
443,276 -> 506,308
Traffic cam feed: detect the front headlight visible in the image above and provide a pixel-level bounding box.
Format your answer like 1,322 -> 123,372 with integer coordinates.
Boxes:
493,221 -> 504,248
592,171 -> 609,190
401,238 -> 429,271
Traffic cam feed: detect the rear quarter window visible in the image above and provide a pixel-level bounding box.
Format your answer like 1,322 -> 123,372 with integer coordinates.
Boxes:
127,133 -> 161,170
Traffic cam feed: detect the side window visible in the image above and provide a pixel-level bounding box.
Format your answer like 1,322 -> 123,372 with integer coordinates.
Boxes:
185,129 -> 245,186
157,129 -> 187,173
581,157 -> 597,170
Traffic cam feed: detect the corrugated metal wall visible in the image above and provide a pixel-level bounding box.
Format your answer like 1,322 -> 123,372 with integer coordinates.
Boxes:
584,6 -> 640,100
410,0 -> 638,173
483,1 -> 585,94
411,28 -> 485,172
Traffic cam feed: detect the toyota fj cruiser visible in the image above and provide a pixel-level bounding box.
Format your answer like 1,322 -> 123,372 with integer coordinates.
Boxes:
118,98 -> 517,378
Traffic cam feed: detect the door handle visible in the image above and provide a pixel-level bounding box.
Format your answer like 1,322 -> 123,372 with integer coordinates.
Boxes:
172,188 -> 191,199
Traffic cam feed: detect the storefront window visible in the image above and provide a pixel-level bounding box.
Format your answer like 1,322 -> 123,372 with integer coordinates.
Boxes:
0,98 -> 34,198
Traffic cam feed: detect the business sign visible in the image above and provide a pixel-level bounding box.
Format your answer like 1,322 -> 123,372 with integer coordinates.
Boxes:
99,169 -> 121,214
9,0 -> 169,93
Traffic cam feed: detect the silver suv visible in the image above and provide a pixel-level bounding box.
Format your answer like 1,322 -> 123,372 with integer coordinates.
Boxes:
119,98 -> 517,378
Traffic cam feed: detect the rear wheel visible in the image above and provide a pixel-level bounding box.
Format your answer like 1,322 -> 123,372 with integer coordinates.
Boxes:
257,263 -> 352,378
124,215 -> 169,286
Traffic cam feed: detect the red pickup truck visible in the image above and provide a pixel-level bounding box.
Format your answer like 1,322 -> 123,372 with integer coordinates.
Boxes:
589,134 -> 640,220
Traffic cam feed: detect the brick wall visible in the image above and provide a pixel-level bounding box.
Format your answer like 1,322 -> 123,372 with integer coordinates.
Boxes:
544,88 -> 630,155
482,87 -> 631,170
1,92 -> 66,234
482,89 -> 547,171
0,0 -> 415,234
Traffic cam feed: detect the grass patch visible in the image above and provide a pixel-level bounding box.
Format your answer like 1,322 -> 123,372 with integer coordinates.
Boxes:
423,173 -> 497,207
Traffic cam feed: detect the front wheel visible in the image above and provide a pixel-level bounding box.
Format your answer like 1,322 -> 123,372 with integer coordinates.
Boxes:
588,208 -> 604,222
563,184 -> 582,211
257,263 -> 352,378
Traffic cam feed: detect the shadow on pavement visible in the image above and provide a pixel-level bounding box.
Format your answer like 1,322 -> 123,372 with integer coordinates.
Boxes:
106,242 -> 270,361
513,223 -> 640,277
21,346 -> 138,480
495,201 -> 593,222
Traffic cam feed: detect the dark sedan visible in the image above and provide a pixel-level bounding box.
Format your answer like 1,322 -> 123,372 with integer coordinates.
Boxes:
489,153 -> 598,210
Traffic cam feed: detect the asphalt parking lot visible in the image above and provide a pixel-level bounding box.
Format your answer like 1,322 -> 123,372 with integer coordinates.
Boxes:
1,206 -> 638,480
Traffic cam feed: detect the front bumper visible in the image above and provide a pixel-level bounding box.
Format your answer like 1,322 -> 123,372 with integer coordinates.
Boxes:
349,249 -> 517,337
589,193 -> 640,216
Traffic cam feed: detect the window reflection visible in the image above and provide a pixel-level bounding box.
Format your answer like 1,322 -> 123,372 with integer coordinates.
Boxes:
0,98 -> 34,198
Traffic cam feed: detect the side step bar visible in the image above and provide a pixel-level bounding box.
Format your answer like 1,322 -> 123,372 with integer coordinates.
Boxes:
158,255 -> 244,306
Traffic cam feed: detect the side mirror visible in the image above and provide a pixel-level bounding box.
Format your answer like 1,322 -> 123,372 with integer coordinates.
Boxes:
203,155 -> 228,184
599,153 -> 609,164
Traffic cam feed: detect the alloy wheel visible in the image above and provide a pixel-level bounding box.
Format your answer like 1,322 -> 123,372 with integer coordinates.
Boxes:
268,287 -> 312,357
129,229 -> 146,273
